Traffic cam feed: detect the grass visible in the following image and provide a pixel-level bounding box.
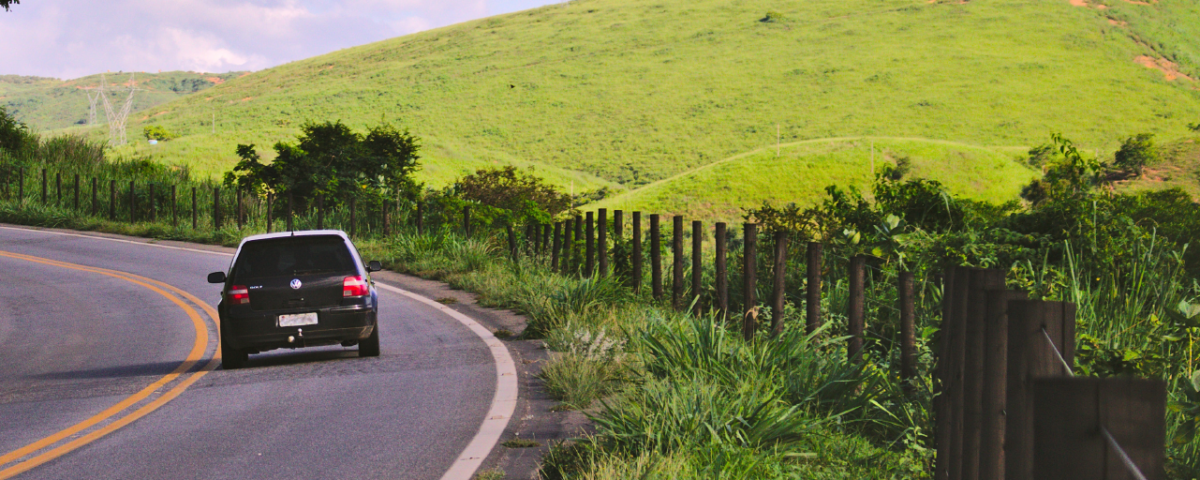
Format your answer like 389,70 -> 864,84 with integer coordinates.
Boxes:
502,438 -> 542,448
591,137 -> 1039,219
1,71 -> 245,131
21,0 -> 1194,199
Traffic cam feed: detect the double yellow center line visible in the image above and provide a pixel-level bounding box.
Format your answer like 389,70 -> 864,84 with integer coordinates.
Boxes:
0,250 -> 221,479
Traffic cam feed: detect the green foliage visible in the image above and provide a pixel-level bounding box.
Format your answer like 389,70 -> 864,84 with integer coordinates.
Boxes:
1020,134 -> 1103,206
1114,133 -> 1158,176
455,166 -> 571,223
761,10 -> 785,22
0,105 -> 34,154
224,119 -> 421,208
142,125 -> 178,141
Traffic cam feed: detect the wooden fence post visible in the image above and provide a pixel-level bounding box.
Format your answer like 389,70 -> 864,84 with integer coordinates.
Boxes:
672,215 -> 684,310
110,180 -> 118,220
266,194 -> 273,233
771,230 -> 788,337
1006,300 -> 1076,480
574,214 -> 583,273
235,187 -> 242,229
316,193 -> 324,230
613,210 -> 624,275
416,199 -> 424,235
190,186 -> 196,229
129,180 -> 135,222
651,214 -> 662,300
586,211 -> 595,276
632,212 -> 642,291
287,193 -> 294,231
171,185 -> 178,227
963,270 -> 1008,480
598,209 -> 608,276
552,222 -> 562,270
847,255 -> 866,361
463,206 -> 471,237
212,187 -> 220,229
507,223 -> 518,260
350,196 -> 357,237
564,218 -> 575,274
73,174 -> 79,211
715,222 -> 728,319
742,223 -> 757,341
1031,377 -> 1166,480
807,242 -> 822,333
979,288 -> 1027,480
900,271 -> 916,388
935,267 -> 965,480
692,220 -> 702,316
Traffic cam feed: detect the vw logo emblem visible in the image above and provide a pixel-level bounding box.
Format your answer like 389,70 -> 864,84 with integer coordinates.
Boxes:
290,278 -> 302,290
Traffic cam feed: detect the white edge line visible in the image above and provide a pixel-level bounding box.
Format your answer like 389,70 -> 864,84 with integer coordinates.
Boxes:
2,224 -> 519,479
0,224 -> 233,257
375,282 -> 519,480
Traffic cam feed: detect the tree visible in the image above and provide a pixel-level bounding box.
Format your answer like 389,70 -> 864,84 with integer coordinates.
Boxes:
1,0 -> 18,12
143,125 -> 177,141
1113,133 -> 1157,177
224,120 -> 420,208
455,166 -> 571,222
0,106 -> 33,154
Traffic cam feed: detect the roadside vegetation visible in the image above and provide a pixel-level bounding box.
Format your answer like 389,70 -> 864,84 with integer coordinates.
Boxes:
4,107 -> 1200,478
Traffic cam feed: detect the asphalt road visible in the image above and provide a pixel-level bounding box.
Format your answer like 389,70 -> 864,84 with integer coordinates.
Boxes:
0,226 -> 497,480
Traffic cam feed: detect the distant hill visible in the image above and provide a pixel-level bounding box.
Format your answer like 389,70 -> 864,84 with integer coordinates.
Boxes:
41,0 -> 1200,215
0,71 -> 246,131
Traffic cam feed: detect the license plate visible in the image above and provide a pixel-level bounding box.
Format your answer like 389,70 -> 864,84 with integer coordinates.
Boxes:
278,312 -> 318,327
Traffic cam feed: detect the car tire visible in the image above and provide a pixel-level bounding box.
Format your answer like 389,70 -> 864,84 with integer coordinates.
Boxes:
220,321 -> 247,369
360,325 -> 380,357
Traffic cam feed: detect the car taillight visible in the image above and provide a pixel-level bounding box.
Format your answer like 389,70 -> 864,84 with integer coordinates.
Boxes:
343,276 -> 369,298
228,285 -> 250,305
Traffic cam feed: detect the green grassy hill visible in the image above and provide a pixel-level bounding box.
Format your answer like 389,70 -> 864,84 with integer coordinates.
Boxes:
1,71 -> 245,131
57,0 -> 1200,213
591,137 -> 1039,220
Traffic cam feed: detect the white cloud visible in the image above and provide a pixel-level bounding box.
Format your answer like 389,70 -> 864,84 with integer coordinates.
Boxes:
0,0 -> 561,79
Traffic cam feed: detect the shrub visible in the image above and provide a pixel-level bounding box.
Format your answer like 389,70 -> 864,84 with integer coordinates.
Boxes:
1113,133 -> 1157,176
142,125 -> 178,141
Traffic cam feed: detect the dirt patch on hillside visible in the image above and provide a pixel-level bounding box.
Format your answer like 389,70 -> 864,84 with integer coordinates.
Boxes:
1108,18 -> 1128,26
205,77 -> 225,85
1135,55 -> 1194,81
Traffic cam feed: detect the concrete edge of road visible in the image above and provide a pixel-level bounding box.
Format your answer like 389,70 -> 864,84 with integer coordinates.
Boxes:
0,223 -> 547,480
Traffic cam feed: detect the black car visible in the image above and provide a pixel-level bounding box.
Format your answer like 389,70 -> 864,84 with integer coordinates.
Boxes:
208,230 -> 382,369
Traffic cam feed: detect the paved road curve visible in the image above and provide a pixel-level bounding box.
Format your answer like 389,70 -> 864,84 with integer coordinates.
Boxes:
0,226 -> 497,480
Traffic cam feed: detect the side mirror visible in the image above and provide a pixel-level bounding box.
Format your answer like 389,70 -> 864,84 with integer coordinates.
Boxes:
207,271 -> 227,284
367,261 -> 382,272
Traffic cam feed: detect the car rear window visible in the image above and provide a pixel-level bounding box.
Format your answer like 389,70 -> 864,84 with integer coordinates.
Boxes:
233,236 -> 356,280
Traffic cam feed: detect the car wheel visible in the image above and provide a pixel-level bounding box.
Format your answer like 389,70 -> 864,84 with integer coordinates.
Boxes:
221,341 -> 247,369
220,321 -> 247,369
360,325 -> 380,357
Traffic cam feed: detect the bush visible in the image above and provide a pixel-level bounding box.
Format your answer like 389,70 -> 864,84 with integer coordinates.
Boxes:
1113,133 -> 1157,176
142,125 -> 178,141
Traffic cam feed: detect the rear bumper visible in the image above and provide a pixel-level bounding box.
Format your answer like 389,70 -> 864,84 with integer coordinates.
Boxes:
221,304 -> 376,351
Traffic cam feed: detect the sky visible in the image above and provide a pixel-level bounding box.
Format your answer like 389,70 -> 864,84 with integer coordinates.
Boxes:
0,0 -> 563,79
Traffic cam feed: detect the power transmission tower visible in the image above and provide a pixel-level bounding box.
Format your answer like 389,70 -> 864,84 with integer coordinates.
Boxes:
98,73 -> 140,145
83,87 -> 100,125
